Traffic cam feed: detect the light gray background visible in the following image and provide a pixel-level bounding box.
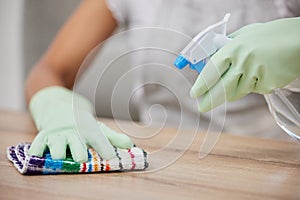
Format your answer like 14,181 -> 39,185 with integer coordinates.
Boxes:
0,0 -> 138,120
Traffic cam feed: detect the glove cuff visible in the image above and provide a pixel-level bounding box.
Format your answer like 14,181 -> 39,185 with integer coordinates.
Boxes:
29,86 -> 95,129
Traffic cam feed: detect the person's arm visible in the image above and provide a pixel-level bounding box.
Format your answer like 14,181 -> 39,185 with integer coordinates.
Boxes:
25,0 -> 117,102
25,0 -> 133,162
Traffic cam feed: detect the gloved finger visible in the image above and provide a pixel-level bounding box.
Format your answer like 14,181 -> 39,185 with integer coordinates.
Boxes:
28,132 -> 47,157
230,73 -> 258,102
229,23 -> 261,38
46,134 -> 67,160
190,52 -> 232,98
97,122 -> 133,149
199,70 -> 241,112
67,133 -> 88,163
75,112 -> 116,160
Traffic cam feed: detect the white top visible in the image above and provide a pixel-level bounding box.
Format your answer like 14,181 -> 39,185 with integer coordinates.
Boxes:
105,0 -> 300,138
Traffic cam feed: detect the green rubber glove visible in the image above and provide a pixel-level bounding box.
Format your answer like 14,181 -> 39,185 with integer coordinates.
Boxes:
190,17 -> 300,112
28,86 -> 133,162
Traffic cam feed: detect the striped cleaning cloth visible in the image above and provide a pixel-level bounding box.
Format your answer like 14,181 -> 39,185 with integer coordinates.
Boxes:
7,143 -> 148,175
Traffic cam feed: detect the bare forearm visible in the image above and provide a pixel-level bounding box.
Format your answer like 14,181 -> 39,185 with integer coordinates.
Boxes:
25,63 -> 64,104
25,0 -> 117,104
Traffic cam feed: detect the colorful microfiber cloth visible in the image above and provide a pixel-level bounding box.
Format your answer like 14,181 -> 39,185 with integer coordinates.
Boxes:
7,143 -> 148,175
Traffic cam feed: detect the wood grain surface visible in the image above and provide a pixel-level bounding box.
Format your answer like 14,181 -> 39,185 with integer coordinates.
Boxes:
0,110 -> 300,200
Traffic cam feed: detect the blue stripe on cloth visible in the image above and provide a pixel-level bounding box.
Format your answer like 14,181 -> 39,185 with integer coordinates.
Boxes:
43,153 -> 63,174
88,150 -> 92,172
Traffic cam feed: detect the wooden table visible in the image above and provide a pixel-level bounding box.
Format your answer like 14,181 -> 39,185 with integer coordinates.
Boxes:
0,110 -> 300,200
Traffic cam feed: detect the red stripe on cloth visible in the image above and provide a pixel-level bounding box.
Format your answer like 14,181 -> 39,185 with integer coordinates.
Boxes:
81,163 -> 87,172
105,160 -> 110,171
128,149 -> 136,170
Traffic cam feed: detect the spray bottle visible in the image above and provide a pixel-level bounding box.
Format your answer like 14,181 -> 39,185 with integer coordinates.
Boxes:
174,13 -> 300,140
174,13 -> 231,74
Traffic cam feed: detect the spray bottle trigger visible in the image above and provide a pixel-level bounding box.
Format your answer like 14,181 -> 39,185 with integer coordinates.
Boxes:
190,59 -> 207,73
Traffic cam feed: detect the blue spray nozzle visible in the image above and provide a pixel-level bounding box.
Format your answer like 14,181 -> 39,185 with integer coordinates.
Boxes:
174,55 -> 189,69
174,55 -> 208,74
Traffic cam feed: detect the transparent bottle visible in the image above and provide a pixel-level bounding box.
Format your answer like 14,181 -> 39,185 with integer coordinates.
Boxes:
264,78 -> 300,140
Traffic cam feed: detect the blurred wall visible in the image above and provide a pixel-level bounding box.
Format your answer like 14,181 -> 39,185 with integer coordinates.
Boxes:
0,1 -> 24,111
23,0 -> 81,77
10,0 -> 138,120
